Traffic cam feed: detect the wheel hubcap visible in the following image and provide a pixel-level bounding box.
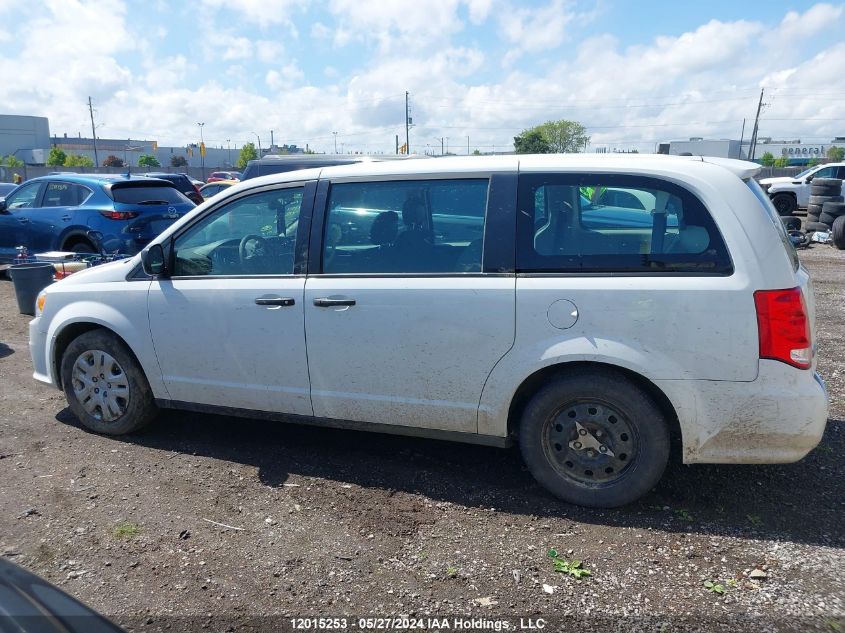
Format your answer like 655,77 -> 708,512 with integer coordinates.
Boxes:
71,350 -> 130,422
545,402 -> 638,485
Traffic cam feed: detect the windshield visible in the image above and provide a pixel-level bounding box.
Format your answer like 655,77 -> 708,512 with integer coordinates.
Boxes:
794,166 -> 817,179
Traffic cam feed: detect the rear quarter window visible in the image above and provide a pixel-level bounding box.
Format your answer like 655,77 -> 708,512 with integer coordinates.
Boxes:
517,173 -> 733,274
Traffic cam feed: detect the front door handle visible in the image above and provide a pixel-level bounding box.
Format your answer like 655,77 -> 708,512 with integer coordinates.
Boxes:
255,295 -> 295,307
313,297 -> 356,307
61,215 -> 72,221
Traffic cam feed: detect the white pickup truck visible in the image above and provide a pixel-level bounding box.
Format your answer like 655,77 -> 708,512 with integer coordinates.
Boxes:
760,162 -> 845,214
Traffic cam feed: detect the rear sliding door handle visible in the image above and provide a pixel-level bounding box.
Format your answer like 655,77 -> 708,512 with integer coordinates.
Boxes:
313,297 -> 356,307
255,296 -> 295,307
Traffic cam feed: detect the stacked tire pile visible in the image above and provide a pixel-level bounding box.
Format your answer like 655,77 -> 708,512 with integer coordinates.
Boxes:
806,177 -> 845,249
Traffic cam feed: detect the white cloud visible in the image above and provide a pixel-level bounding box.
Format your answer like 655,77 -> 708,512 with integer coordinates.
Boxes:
221,36 -> 254,60
325,0 -> 487,52
200,0 -> 302,26
266,63 -> 305,91
0,1 -> 844,156
776,2 -> 844,39
256,40 -> 285,64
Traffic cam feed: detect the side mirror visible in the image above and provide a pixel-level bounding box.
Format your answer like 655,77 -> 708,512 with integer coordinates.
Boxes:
0,198 -> 7,213
141,243 -> 166,276
805,175 -> 814,183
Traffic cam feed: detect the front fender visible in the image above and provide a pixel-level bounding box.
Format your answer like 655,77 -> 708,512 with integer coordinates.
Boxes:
44,295 -> 168,399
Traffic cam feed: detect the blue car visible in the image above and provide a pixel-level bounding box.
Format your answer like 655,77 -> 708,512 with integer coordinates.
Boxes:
0,174 -> 196,263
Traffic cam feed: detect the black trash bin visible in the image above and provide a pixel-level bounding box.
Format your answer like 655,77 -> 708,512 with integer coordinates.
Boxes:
9,263 -> 54,315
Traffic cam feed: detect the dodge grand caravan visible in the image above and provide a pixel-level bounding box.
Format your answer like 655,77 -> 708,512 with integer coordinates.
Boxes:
28,155 -> 828,508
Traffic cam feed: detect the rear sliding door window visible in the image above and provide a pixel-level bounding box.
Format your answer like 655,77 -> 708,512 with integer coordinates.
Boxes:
517,173 -> 732,274
322,179 -> 488,274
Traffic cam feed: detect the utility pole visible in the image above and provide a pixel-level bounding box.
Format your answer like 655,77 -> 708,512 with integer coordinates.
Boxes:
748,89 -> 764,161
405,91 -> 411,155
738,119 -> 746,159
87,96 -> 99,167
227,139 -> 231,167
270,129 -> 274,148
395,134 -> 399,155
333,131 -> 338,153
197,122 -> 205,180
441,137 -> 444,156
467,135 -> 470,155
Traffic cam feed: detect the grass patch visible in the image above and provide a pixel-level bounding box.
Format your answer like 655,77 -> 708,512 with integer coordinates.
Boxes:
112,521 -> 141,539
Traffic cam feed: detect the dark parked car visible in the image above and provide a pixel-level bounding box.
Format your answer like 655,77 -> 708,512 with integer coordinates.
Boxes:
0,557 -> 125,633
0,182 -> 18,199
141,172 -> 204,205
0,174 -> 195,263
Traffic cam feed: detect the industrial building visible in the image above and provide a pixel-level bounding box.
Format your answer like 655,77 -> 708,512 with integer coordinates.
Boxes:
658,137 -> 845,164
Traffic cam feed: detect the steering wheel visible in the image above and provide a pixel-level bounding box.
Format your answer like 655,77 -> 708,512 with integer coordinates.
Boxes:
238,234 -> 267,266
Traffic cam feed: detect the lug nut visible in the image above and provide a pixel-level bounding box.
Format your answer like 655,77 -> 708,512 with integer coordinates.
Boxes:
579,429 -> 587,436
586,449 -> 595,457
599,446 -> 607,453
573,441 -> 582,449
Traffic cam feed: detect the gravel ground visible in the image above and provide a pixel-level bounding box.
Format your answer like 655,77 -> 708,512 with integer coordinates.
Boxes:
0,244 -> 843,633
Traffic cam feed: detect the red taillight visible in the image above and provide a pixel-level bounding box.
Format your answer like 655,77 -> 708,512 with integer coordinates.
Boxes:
100,210 -> 139,220
754,287 -> 812,369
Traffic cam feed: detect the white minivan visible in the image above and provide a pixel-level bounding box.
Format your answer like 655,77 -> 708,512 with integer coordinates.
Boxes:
28,155 -> 828,508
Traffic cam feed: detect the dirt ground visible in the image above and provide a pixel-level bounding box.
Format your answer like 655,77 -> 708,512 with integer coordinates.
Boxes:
0,244 -> 842,633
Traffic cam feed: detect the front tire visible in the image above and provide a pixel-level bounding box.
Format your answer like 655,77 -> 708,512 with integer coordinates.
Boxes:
519,369 -> 670,508
60,330 -> 158,435
771,193 -> 796,215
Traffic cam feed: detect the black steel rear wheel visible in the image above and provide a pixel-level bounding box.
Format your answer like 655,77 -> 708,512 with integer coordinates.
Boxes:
545,401 -> 639,486
519,369 -> 670,508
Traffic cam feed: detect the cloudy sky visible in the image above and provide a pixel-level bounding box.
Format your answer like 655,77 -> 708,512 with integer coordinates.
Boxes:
1,0 -> 844,154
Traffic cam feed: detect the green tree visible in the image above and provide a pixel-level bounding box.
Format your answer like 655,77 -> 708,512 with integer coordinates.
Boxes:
102,155 -> 124,167
514,129 -> 553,154
236,142 -> 258,170
536,119 -> 590,153
807,157 -> 821,167
138,154 -> 160,167
47,146 -> 67,167
773,155 -> 790,168
759,152 -> 775,167
2,154 -> 24,167
472,149 -> 482,155
170,154 -> 188,167
827,146 -> 845,162
64,154 -> 94,167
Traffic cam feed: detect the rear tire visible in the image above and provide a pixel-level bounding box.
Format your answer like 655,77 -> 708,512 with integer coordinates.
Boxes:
60,330 -> 158,435
771,193 -> 796,215
833,216 -> 845,250
64,240 -> 96,254
518,369 -> 670,508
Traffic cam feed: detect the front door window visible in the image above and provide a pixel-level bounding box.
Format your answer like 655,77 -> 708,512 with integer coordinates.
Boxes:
172,187 -> 303,276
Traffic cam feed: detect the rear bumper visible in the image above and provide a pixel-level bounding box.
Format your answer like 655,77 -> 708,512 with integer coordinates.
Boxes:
658,361 -> 828,464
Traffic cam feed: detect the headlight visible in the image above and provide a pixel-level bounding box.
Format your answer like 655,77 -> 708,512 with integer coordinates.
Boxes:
36,291 -> 47,316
